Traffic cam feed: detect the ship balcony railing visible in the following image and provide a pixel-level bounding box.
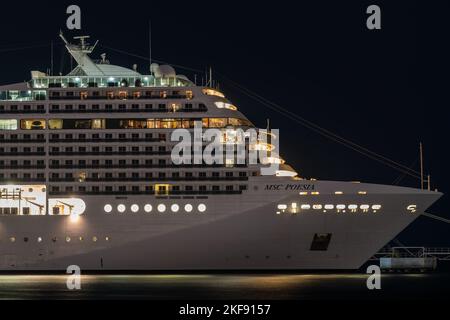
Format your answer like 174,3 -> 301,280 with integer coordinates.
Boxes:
49,164 -> 248,169
49,138 -> 162,143
50,177 -> 249,183
0,165 -> 46,170
48,108 -> 207,114
49,151 -> 172,156
0,110 -> 46,114
48,95 -> 191,101
0,178 -> 46,183
0,139 -> 46,144
0,152 -> 46,157
48,190 -> 243,196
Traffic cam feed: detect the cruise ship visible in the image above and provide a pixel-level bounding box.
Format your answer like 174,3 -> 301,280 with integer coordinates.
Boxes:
0,33 -> 442,271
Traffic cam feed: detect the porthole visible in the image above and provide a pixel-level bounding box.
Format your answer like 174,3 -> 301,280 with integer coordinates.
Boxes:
117,204 -> 126,213
144,204 -> 153,213
157,204 -> 166,213
92,236 -> 98,242
104,204 -> 113,213
10,237 -> 16,243
131,204 -> 139,213
198,204 -> 207,213
79,237 -> 84,242
171,204 -> 180,213
184,204 -> 193,213
105,237 -> 110,241
37,237 -> 43,243
66,237 -> 71,243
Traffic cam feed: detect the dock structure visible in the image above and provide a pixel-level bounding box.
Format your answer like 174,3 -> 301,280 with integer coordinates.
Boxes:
370,247 -> 450,272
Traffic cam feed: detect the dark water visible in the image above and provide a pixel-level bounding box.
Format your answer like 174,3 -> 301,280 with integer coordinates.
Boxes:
1,273 -> 450,300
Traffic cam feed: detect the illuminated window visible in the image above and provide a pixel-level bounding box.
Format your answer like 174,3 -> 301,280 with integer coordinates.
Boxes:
358,191 -> 367,195
215,102 -> 237,111
37,237 -> 43,243
301,204 -> 311,210
299,192 -> 308,196
337,205 -> 346,210
171,204 -> 180,213
202,88 -> 225,98
208,118 -> 228,128
372,205 -> 382,211
104,204 -> 113,213
117,204 -> 126,213
334,191 -> 343,195
0,119 -> 18,130
144,204 -> 153,213
184,204 -> 193,213
65,237 -> 71,243
157,204 -> 166,213
311,192 -> 320,195
92,236 -> 98,242
324,205 -> 334,210
91,119 -> 105,129
49,119 -> 63,130
198,204 -> 207,213
131,204 -> 139,213
277,204 -> 288,211
313,205 -> 323,210
20,119 -> 46,130
10,237 -> 16,243
155,184 -> 170,196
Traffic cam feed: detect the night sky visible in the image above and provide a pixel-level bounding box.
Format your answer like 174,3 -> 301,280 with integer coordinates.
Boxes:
0,0 -> 448,246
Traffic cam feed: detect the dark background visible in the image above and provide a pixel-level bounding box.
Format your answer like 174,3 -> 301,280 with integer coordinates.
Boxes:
0,0 -> 448,246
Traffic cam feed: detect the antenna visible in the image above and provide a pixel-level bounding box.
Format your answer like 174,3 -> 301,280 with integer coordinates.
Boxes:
149,19 -> 152,74
420,142 -> 424,190
209,67 -> 213,87
50,41 -> 54,76
59,30 -> 69,45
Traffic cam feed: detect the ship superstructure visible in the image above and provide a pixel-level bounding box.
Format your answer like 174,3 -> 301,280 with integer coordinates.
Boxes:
0,34 -> 442,270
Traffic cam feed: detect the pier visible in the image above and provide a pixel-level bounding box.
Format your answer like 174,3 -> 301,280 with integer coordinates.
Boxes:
371,247 -> 450,272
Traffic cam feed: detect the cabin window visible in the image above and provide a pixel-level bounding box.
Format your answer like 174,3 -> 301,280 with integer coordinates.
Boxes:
0,119 -> 17,130
20,119 -> 46,130
49,119 -> 63,130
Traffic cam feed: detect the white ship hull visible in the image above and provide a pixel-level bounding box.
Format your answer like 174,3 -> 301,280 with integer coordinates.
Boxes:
0,178 -> 441,271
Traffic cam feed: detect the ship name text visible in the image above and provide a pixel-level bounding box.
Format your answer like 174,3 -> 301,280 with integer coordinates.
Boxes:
265,184 -> 315,191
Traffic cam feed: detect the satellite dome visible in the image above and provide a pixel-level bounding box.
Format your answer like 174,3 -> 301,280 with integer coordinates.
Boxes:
158,65 -> 176,78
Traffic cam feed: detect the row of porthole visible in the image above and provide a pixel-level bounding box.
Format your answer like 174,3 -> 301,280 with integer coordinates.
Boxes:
277,204 -> 382,214
279,204 -> 382,211
8,236 -> 110,243
104,203 -> 207,214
